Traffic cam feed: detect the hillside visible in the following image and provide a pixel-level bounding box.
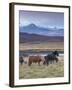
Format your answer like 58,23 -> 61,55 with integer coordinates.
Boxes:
19,32 -> 64,43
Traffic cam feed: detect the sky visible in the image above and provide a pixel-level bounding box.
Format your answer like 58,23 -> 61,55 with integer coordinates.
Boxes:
19,10 -> 64,29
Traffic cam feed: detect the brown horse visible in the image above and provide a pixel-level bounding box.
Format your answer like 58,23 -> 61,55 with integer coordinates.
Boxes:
28,56 -> 43,66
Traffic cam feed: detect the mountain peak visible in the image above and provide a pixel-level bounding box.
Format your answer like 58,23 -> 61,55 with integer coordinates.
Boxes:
28,23 -> 37,27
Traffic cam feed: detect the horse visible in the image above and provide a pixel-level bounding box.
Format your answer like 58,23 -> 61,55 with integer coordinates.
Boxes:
28,56 -> 43,66
19,56 -> 24,65
43,51 -> 59,66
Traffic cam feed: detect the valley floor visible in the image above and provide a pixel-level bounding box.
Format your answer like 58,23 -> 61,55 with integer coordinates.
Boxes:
19,57 -> 64,79
19,42 -> 64,51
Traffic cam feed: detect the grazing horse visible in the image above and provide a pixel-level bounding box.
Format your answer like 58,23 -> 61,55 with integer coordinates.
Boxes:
28,56 -> 42,66
19,56 -> 24,65
43,51 -> 59,66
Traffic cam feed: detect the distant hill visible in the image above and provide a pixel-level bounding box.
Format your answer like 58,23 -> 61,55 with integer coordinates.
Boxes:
19,23 -> 64,36
19,32 -> 64,43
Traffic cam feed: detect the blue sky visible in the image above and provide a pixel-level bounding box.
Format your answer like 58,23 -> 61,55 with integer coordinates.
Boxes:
19,10 -> 64,28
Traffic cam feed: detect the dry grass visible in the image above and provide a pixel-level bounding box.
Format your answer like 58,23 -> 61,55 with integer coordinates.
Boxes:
19,42 -> 64,51
19,41 -> 64,79
19,58 -> 64,79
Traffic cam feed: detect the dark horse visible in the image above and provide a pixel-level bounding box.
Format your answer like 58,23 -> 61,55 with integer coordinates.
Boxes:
28,56 -> 42,66
43,51 -> 59,66
19,56 -> 24,65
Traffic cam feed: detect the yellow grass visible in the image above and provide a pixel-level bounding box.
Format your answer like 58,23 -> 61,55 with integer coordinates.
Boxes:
19,41 -> 64,79
19,42 -> 64,51
19,57 -> 64,79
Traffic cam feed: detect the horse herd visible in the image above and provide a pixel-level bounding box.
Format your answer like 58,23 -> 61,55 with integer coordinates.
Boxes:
19,51 -> 59,66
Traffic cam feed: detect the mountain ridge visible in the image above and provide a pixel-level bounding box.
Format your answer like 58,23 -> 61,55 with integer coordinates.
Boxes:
19,32 -> 64,43
19,23 -> 64,36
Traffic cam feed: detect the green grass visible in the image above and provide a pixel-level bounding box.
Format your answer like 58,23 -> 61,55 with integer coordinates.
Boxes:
19,60 -> 64,79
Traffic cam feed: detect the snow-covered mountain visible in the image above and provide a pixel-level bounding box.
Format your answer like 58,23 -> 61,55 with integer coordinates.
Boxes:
19,23 -> 64,36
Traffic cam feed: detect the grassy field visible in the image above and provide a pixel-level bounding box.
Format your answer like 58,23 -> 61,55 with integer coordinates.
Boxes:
19,58 -> 64,79
19,41 -> 64,79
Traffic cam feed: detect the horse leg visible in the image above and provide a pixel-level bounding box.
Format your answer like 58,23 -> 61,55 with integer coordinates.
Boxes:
43,60 -> 46,65
52,60 -> 54,64
38,61 -> 40,66
20,61 -> 23,65
47,60 -> 49,66
28,61 -> 32,66
56,58 -> 58,63
49,60 -> 52,64
28,62 -> 30,66
50,60 -> 52,64
43,61 -> 45,65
